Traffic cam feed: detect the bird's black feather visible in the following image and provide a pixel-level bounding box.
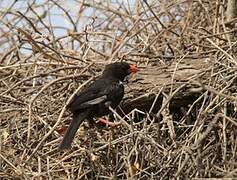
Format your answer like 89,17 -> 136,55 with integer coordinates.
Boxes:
58,110 -> 90,150
58,62 -> 137,150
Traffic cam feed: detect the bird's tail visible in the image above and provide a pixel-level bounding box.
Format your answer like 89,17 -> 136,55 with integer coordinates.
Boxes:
58,110 -> 90,150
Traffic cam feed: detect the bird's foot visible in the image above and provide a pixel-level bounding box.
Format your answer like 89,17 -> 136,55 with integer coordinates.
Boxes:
96,118 -> 120,127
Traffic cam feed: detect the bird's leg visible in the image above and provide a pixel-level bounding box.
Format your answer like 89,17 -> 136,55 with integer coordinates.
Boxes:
95,101 -> 120,126
96,117 -> 120,127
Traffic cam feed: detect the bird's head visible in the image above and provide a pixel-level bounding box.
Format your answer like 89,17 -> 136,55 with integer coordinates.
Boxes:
102,62 -> 139,81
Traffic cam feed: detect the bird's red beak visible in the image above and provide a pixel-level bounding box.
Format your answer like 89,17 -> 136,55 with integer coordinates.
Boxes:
129,64 -> 139,73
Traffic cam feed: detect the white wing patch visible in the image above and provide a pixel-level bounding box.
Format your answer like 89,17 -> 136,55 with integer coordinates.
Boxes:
83,95 -> 107,105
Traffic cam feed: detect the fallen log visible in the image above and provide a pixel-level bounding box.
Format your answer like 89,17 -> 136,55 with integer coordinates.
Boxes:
119,57 -> 212,122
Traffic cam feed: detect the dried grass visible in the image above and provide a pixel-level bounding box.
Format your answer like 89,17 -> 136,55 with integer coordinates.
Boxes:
1,0 -> 237,179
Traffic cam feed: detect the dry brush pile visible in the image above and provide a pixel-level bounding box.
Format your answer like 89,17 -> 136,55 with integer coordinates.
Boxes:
1,0 -> 237,179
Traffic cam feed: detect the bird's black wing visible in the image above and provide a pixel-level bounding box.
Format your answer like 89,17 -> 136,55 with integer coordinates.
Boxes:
68,78 -> 107,112
68,78 -> 123,112
59,79 -> 124,150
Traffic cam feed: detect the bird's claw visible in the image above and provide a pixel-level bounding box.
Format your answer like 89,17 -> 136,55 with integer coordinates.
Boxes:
96,118 -> 120,127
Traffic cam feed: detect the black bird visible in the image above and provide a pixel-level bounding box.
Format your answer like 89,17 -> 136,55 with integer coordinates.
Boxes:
58,62 -> 138,150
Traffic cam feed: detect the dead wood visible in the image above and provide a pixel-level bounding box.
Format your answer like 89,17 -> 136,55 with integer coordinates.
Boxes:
1,1 -> 237,179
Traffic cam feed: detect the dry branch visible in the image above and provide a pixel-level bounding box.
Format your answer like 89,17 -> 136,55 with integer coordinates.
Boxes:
1,0 -> 237,179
